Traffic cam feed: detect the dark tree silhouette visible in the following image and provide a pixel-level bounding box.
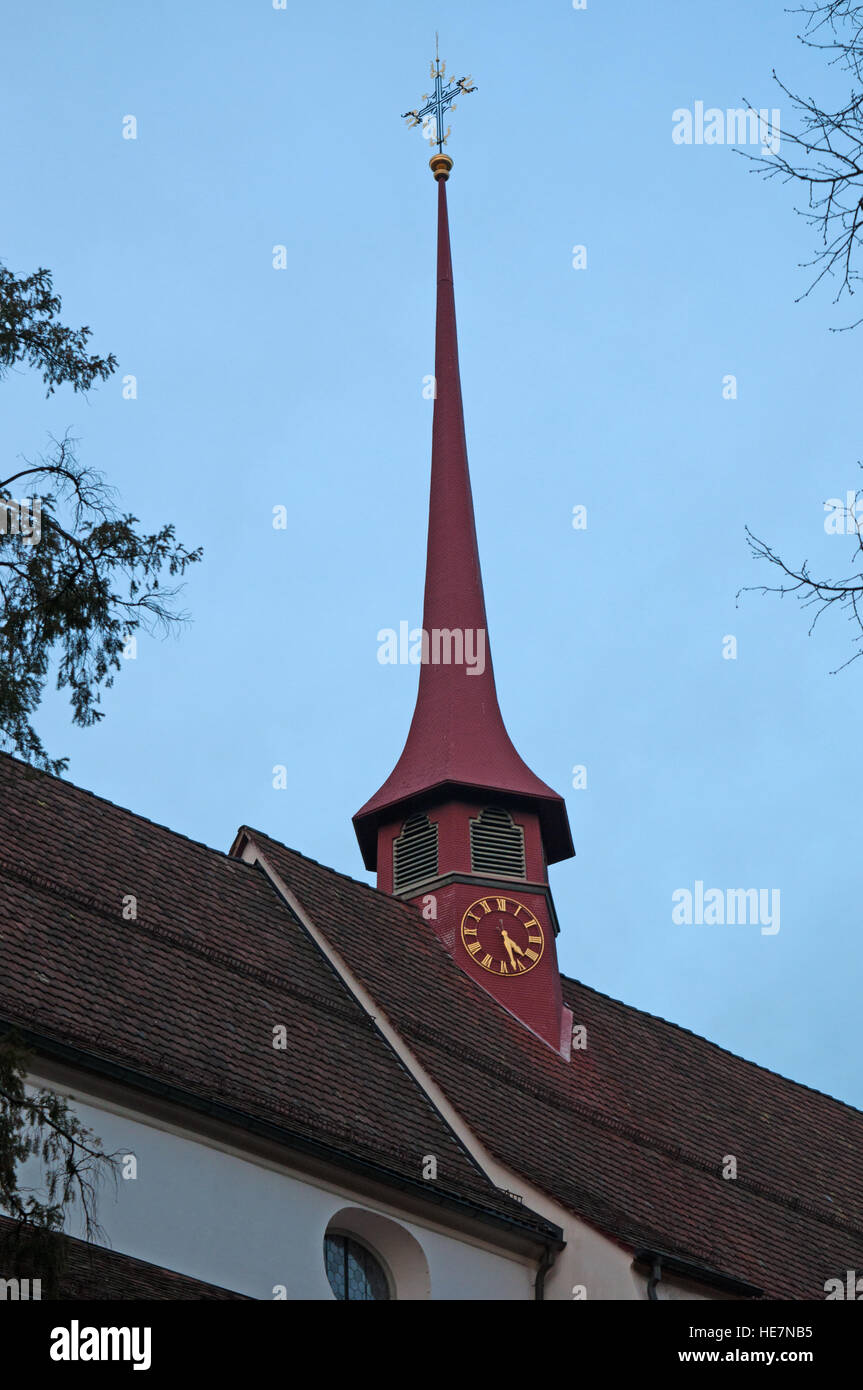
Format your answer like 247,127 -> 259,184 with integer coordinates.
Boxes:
0,262 -> 201,770
0,1029 -> 119,1296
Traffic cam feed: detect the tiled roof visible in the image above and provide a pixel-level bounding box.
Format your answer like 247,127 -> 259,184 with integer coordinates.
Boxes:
246,828 -> 863,1300
2,751 -> 861,1299
0,1216 -> 249,1299
0,753 -> 553,1252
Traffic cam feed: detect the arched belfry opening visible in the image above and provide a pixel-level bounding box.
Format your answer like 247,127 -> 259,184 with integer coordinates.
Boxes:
469,807 -> 526,879
393,813 -> 439,895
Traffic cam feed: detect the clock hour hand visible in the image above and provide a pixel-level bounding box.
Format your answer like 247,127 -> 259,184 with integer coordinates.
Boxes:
499,926 -> 524,970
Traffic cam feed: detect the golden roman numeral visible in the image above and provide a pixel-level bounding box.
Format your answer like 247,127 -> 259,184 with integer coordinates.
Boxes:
525,949 -> 539,962
467,941 -> 482,956
463,926 -> 477,937
479,900 -> 491,914
528,934 -> 542,944
499,961 -> 508,974
495,897 -> 507,911
481,953 -> 493,968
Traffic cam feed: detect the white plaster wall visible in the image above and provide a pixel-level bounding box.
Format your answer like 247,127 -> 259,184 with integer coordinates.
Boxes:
20,1077 -> 534,1301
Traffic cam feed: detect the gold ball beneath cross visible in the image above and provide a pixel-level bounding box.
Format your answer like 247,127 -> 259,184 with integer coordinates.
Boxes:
429,153 -> 453,181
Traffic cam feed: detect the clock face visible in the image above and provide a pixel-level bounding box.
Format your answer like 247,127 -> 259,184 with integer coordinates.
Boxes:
460,896 -> 545,977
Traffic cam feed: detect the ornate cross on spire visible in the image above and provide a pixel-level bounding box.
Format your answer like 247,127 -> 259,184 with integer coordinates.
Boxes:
401,34 -> 476,154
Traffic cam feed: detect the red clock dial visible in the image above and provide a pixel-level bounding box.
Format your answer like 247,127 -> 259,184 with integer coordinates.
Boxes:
460,896 -> 545,976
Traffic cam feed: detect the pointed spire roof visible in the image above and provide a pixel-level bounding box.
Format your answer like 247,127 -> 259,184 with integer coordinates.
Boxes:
354,159 -> 573,870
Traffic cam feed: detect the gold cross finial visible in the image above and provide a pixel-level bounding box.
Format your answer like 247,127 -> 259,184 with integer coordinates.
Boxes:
401,39 -> 476,155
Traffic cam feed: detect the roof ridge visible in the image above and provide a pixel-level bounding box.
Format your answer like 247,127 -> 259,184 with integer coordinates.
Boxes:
0,751 -> 237,864
0,758 -> 405,912
562,972 -> 863,1121
236,825 -> 415,912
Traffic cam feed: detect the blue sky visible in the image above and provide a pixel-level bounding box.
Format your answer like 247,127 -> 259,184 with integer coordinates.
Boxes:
3,0 -> 862,1108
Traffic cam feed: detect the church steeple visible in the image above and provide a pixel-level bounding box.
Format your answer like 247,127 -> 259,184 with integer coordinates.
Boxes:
354,65 -> 573,1054
354,158 -> 572,871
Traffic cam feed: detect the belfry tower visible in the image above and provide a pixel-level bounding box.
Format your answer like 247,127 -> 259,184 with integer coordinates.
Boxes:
354,56 -> 575,1054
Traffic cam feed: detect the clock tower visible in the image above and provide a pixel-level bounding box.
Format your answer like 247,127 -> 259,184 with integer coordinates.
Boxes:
354,132 -> 575,1056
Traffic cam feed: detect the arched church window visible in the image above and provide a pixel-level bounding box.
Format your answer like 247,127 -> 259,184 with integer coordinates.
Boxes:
324,1233 -> 391,1301
393,813 -> 438,893
470,806 -> 526,879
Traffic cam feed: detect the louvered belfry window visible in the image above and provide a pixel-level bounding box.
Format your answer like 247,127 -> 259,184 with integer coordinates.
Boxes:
393,813 -> 439,893
470,807 -> 526,879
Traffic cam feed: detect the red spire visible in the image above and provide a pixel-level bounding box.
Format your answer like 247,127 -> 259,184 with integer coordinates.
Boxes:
354,161 -> 573,871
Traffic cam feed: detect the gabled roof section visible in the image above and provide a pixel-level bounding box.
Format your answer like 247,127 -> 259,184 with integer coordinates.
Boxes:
0,753 -> 554,1247
242,825 -> 863,1300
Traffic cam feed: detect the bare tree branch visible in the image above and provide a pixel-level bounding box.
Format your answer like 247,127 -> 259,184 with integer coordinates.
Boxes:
739,1 -> 863,326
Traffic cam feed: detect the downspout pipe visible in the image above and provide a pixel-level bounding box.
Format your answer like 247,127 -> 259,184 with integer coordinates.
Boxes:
535,1243 -> 558,1300
634,1246 -> 762,1299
